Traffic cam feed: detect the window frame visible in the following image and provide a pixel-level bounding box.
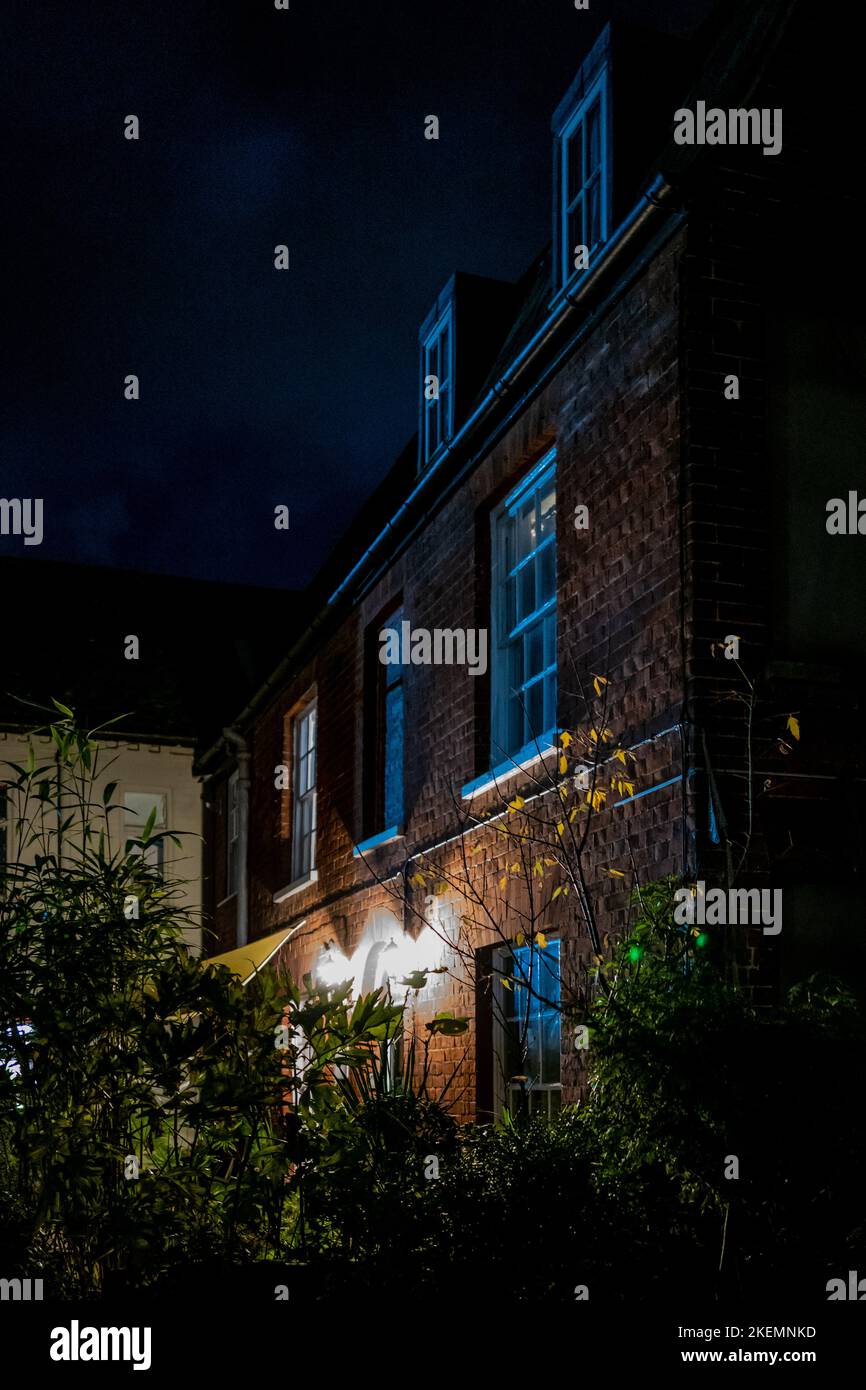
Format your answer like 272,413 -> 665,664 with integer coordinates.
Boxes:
369,605 -> 405,837
490,449 -> 558,763
291,698 -> 318,883
557,69 -> 609,291
124,789 -> 167,877
420,304 -> 455,468
493,937 -> 562,1121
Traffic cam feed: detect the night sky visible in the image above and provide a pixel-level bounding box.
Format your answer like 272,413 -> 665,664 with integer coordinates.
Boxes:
6,0 -> 715,590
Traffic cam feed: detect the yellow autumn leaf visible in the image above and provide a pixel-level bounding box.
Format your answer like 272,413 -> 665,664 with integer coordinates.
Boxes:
604,868 -> 626,878
622,782 -> 634,797
787,715 -> 800,741
508,796 -> 525,812
499,875 -> 507,890
560,730 -> 573,748
568,808 -> 578,822
510,863 -> 519,873
501,976 -> 513,991
590,729 -> 599,743
516,931 -> 525,946
552,885 -> 563,899
536,932 -> 548,948
614,748 -> 627,765
559,755 -> 568,775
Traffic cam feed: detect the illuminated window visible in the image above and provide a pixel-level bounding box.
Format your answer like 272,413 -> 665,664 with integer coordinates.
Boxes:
501,938 -> 562,1120
124,791 -> 167,876
491,450 -> 557,759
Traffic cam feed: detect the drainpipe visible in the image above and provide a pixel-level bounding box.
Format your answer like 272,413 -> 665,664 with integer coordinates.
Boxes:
223,726 -> 250,948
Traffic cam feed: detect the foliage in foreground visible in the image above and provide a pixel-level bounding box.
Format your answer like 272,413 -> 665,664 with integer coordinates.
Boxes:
1,709 -> 863,1302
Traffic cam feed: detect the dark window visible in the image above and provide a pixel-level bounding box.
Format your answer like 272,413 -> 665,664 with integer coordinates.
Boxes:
368,607 -> 405,833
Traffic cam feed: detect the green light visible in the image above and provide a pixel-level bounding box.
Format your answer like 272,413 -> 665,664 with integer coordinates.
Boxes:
628,945 -> 643,962
696,933 -> 709,948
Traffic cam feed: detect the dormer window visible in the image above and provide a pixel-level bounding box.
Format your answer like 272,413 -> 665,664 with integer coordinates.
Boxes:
553,58 -> 610,293
419,302 -> 454,468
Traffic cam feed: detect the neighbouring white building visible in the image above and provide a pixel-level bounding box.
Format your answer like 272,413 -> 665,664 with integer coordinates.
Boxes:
0,731 -> 203,955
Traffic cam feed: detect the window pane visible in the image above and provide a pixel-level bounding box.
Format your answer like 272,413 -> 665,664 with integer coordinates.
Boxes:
383,683 -> 404,827
543,611 -> 556,670
516,500 -> 535,564
538,540 -> 555,605
524,624 -> 544,684
124,792 -> 166,828
503,572 -> 516,637
518,560 -> 536,625
439,381 -> 451,444
538,486 -> 556,538
525,678 -> 544,741
568,205 -> 582,266
588,176 -> 601,247
566,130 -> 581,206
506,694 -> 523,757
508,631 -> 525,693
587,101 -> 601,173
541,1008 -> 561,1085
543,669 -> 557,733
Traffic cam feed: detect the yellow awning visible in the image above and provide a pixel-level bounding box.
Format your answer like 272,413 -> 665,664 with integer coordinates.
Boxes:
204,924 -> 302,987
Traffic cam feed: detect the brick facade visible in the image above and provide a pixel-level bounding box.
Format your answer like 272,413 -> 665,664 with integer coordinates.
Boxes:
199,0 -> 866,1120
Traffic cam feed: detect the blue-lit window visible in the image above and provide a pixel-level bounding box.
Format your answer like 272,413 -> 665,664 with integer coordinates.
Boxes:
292,699 -> 317,881
381,618 -> 404,830
421,307 -> 454,466
503,939 -> 561,1119
491,451 -> 557,759
559,72 -> 608,288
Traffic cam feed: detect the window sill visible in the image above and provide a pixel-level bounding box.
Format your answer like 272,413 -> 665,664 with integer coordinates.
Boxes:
273,869 -> 318,904
353,825 -> 404,858
461,729 -> 560,801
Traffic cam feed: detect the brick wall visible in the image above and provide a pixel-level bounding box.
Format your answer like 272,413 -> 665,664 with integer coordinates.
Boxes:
226,226 -> 691,1118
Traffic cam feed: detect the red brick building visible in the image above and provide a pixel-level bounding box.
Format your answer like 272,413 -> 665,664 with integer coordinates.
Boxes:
197,0 -> 866,1123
